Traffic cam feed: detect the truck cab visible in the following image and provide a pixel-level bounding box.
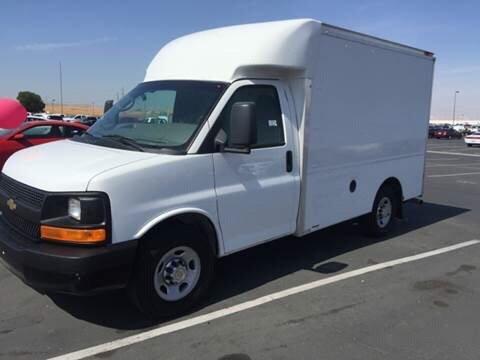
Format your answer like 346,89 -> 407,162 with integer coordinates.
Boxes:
0,77 -> 302,317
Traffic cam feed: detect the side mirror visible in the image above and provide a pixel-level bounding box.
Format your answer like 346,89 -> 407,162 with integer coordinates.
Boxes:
12,133 -> 25,140
104,100 -> 114,114
216,102 -> 256,154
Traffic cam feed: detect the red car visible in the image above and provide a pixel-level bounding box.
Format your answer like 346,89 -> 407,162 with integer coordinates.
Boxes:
434,127 -> 462,139
0,120 -> 88,169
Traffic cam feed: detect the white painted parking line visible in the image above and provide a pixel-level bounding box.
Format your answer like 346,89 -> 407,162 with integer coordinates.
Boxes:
427,158 -> 461,161
48,240 -> 480,360
432,149 -> 474,153
427,144 -> 465,148
426,163 -> 480,168
428,172 -> 480,178
428,151 -> 480,157
456,180 -> 477,185
428,146 -> 467,150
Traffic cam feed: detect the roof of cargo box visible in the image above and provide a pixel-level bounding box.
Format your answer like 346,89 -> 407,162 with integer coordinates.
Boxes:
145,19 -> 434,83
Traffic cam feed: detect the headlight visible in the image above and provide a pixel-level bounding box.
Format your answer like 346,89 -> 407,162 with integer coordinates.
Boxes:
68,198 -> 81,221
41,193 -> 110,245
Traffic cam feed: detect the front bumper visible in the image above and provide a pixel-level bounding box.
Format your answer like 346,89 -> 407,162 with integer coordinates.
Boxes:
0,217 -> 138,295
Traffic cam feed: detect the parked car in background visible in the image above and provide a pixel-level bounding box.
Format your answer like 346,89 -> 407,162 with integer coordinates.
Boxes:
0,121 -> 88,169
468,126 -> 480,134
64,114 -> 87,122
452,124 -> 466,133
145,115 -> 169,125
26,115 -> 47,122
429,125 -> 439,138
46,114 -> 65,120
434,127 -> 462,139
31,113 -> 48,119
76,116 -> 98,126
464,133 -> 480,147
84,116 -> 98,126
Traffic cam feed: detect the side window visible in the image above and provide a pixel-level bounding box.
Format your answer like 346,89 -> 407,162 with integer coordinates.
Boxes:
22,125 -> 54,138
218,85 -> 285,148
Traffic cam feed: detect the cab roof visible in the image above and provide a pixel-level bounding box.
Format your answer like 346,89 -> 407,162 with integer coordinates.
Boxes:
145,19 -> 434,83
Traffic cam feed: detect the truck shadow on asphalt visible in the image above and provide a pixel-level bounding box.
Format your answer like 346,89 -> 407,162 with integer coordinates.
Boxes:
49,201 -> 468,330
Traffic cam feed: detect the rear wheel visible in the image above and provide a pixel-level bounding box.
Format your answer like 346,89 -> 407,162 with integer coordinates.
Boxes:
128,224 -> 215,318
467,144 -> 473,147
363,186 -> 398,237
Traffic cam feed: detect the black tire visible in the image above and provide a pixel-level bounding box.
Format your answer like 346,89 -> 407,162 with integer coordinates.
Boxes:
467,144 -> 473,147
128,223 -> 215,318
363,186 -> 398,237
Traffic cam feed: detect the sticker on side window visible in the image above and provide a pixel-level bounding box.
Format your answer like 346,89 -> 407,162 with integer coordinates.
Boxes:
268,120 -> 278,127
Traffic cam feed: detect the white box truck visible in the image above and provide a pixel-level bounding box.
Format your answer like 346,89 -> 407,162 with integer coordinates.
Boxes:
0,19 -> 434,317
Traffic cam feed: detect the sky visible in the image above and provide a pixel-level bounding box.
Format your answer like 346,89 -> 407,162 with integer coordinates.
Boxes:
0,0 -> 479,120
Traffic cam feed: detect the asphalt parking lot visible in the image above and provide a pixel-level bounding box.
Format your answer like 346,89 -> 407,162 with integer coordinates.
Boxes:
1,139 -> 480,360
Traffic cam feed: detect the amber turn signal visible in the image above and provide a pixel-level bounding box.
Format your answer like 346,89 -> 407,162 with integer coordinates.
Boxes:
40,225 -> 106,245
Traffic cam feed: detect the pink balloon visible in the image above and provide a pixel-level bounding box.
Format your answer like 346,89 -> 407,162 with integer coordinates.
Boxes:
0,98 -> 28,129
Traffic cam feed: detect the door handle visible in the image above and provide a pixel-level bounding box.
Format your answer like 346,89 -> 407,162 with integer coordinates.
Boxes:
286,150 -> 293,173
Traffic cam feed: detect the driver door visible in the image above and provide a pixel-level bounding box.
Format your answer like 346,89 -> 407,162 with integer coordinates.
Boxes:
211,80 -> 300,254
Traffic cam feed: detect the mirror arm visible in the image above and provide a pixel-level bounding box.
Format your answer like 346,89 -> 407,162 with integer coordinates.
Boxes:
214,129 -> 251,154
12,133 -> 25,141
214,129 -> 227,152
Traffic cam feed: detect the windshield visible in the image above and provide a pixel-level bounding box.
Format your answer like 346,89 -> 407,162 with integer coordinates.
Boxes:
83,80 -> 226,153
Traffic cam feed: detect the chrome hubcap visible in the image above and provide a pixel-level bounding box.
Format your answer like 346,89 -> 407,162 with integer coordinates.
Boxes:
376,197 -> 392,228
154,246 -> 201,302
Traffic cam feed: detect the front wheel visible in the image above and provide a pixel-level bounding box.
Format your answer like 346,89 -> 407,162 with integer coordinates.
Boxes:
363,186 -> 398,237
467,144 -> 473,147
128,225 -> 215,318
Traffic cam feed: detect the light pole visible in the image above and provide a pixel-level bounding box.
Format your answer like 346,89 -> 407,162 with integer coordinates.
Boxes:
452,90 -> 459,125
59,61 -> 64,115
52,99 -> 56,113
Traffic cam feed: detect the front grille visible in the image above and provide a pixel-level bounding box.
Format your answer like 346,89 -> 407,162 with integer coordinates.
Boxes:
0,175 -> 45,209
0,175 -> 45,241
1,208 -> 39,240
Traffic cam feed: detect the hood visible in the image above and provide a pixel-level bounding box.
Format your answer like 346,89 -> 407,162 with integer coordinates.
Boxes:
2,140 -> 156,191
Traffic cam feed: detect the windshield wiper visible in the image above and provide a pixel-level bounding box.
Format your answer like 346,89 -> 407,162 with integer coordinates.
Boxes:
72,131 -> 98,142
100,135 -> 145,152
135,138 -> 169,146
81,132 -> 98,138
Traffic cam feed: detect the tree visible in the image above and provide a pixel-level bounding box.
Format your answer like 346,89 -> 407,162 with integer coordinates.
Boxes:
16,91 -> 45,113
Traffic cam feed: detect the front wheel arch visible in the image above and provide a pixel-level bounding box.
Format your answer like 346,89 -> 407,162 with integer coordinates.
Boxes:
138,212 -> 221,258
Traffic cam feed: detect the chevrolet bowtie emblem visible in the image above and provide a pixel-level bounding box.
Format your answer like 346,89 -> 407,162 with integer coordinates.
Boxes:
6,198 -> 16,211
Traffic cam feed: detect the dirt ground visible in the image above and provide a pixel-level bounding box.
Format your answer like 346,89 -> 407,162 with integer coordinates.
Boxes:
44,103 -> 104,117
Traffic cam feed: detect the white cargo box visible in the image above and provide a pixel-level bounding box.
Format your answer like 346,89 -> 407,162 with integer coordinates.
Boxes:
293,23 -> 435,235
